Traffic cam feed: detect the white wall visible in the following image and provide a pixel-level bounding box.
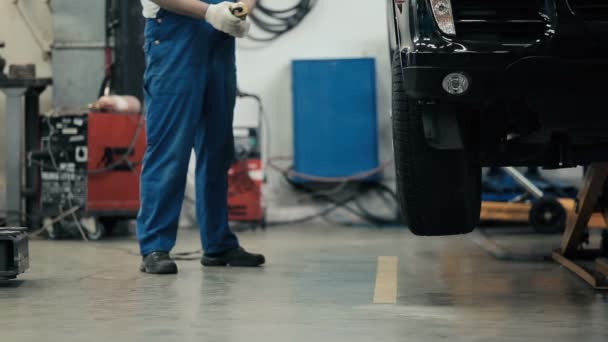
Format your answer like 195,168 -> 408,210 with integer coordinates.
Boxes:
0,0 -> 54,205
234,0 -> 394,193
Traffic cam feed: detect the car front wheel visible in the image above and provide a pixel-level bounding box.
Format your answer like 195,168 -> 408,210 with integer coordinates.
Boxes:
391,53 -> 481,236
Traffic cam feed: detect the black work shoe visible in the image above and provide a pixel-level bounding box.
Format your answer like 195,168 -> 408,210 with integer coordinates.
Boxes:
140,252 -> 178,274
201,247 -> 265,267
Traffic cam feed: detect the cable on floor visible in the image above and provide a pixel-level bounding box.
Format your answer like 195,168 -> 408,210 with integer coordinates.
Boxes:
102,245 -> 204,261
284,179 -> 403,227
268,156 -> 393,184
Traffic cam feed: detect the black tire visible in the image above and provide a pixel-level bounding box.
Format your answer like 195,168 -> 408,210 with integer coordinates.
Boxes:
99,217 -> 119,233
98,217 -> 131,237
529,196 -> 566,234
391,53 -> 481,236
83,217 -> 106,241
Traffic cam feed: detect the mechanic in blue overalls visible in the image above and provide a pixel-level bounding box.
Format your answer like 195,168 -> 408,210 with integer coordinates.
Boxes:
138,0 -> 265,274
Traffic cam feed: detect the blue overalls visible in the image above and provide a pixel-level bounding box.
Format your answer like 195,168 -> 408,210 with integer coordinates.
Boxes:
137,2 -> 240,256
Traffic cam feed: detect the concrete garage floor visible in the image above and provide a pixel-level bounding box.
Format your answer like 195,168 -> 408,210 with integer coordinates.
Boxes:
1,224 -> 608,342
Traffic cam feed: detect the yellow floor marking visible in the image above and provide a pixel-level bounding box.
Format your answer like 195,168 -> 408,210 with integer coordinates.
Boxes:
373,256 -> 398,304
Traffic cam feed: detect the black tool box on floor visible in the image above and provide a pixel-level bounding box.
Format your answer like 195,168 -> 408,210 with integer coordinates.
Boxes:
0,228 -> 29,280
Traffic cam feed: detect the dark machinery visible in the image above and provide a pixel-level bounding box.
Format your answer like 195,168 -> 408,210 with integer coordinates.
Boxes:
35,111 -> 146,239
105,0 -> 146,101
0,41 -> 52,229
228,126 -> 265,228
226,90 -> 268,228
501,167 -> 568,234
481,167 -> 575,234
0,228 -> 29,280
39,114 -> 89,226
0,40 -> 6,80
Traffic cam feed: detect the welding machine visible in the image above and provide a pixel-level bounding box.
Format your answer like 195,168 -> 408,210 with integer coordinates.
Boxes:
0,228 -> 29,280
228,127 -> 265,228
36,110 -> 146,239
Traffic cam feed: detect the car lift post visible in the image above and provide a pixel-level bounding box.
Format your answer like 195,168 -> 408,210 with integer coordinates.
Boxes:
552,162 -> 608,289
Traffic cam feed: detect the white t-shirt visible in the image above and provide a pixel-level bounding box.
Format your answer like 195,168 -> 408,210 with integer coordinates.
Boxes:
141,0 -> 160,18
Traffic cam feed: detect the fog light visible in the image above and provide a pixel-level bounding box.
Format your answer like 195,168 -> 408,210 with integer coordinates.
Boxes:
442,73 -> 470,95
430,0 -> 456,35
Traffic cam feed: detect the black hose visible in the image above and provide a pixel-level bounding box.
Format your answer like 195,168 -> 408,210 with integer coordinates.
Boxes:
353,183 -> 402,226
283,174 -> 403,227
248,0 -> 317,42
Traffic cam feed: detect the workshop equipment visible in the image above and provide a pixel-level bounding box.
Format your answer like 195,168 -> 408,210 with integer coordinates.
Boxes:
291,58 -> 380,183
9,64 -> 36,80
481,199 -> 607,230
0,228 -> 29,280
0,52 -> 52,227
87,111 -> 145,216
553,163 -> 608,290
227,89 -> 266,228
39,114 -> 89,228
480,167 -> 575,234
37,110 -> 145,239
228,127 -> 265,228
0,41 -> 6,80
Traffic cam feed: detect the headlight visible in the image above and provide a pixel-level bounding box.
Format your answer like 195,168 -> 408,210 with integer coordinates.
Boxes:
430,0 -> 456,36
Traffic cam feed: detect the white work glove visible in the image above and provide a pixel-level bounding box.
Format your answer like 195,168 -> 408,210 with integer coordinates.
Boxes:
233,18 -> 251,38
205,2 -> 250,38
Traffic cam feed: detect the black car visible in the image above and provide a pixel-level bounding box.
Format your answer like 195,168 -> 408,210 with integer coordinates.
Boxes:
388,0 -> 608,236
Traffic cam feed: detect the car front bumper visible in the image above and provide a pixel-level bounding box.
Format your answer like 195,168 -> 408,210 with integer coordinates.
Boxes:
402,54 -> 608,102
401,0 -> 608,104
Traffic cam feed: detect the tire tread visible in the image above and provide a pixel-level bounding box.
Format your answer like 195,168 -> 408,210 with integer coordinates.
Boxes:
391,52 -> 481,236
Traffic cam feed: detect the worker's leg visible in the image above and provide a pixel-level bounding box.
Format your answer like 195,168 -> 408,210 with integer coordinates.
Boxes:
194,31 -> 240,255
137,11 -> 206,256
